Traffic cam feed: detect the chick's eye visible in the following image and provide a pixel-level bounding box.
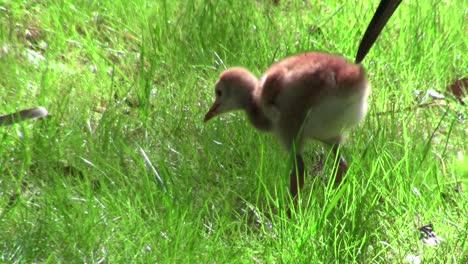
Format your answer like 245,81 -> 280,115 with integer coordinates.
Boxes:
216,90 -> 222,97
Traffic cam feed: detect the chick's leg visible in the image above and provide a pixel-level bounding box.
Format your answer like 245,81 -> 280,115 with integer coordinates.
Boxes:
289,154 -> 305,198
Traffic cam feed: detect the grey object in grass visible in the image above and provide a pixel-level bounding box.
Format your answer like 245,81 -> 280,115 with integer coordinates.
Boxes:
0,106 -> 48,126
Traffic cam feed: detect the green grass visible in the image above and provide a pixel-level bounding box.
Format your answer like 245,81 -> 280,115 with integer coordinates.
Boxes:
1,0 -> 467,262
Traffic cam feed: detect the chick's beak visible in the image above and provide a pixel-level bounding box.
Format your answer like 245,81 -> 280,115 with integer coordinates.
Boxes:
204,102 -> 220,122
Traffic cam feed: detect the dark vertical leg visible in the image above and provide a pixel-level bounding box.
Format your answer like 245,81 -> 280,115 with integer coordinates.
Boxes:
287,154 -> 305,217
289,154 -> 305,198
331,144 -> 348,187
